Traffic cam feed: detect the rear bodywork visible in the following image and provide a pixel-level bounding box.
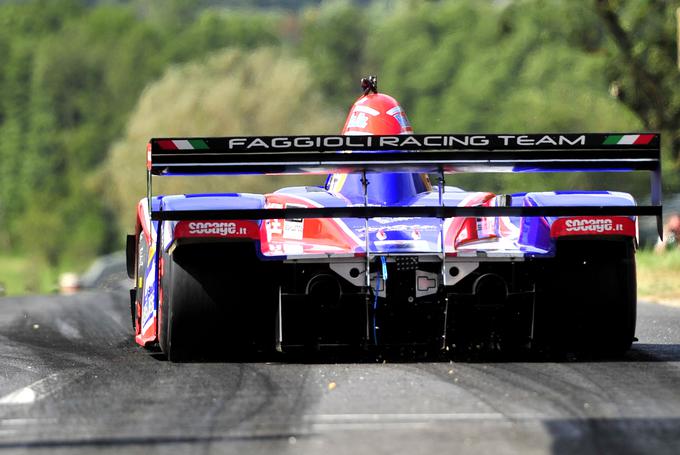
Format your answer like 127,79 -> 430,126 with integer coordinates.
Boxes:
127,94 -> 661,356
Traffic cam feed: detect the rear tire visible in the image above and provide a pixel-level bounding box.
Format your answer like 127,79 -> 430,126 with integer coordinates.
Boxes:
538,239 -> 636,357
159,248 -> 221,361
159,243 -> 277,362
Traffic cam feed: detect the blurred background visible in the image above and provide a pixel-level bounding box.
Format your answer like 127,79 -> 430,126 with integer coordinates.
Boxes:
0,0 -> 678,295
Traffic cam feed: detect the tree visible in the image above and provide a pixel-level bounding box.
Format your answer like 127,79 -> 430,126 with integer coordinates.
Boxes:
366,0 -> 644,194
0,0 -> 282,265
298,0 -> 369,107
101,47 -> 343,235
593,0 -> 680,175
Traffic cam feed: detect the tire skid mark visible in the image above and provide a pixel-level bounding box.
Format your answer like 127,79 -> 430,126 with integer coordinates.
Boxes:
414,362 -> 593,420
482,363 -> 617,417
0,371 -> 85,405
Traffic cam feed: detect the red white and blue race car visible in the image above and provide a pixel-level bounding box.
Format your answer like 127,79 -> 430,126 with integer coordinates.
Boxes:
126,77 -> 662,361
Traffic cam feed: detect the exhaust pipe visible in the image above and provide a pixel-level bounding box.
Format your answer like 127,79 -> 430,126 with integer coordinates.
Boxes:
472,273 -> 508,305
306,274 -> 342,308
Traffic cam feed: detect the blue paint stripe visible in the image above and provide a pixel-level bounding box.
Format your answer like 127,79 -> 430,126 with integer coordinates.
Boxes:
143,310 -> 155,326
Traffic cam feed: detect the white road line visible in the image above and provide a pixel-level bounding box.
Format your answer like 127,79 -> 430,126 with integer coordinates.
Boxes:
0,387 -> 36,404
0,372 -> 82,405
304,412 -> 505,423
311,422 -> 434,431
305,413 -> 507,432
0,418 -> 58,426
302,413 -> 539,432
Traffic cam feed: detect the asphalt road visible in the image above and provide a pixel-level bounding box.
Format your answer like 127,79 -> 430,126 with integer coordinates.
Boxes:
1,289 -> 680,454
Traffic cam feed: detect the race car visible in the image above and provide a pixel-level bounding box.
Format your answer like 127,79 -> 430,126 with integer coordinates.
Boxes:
126,76 -> 662,361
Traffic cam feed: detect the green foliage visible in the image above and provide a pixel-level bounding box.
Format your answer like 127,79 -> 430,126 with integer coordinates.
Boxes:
298,1 -> 369,106
0,0 -> 280,266
366,0 -> 649,194
101,47 -> 342,233
0,254 -> 55,296
591,0 -> 680,190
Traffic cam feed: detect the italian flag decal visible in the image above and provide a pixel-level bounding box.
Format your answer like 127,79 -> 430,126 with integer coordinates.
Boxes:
156,139 -> 209,150
603,134 -> 655,145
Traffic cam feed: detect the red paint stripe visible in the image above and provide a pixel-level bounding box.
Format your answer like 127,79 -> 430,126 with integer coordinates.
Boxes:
633,134 -> 655,145
156,139 -> 177,150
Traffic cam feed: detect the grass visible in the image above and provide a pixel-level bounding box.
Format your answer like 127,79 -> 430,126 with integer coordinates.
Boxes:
636,248 -> 680,305
0,255 -> 58,296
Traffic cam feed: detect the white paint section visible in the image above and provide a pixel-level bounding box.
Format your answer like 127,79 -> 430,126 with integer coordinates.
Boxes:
352,105 -> 379,116
171,139 -> 194,150
618,135 -> 639,145
283,219 -> 304,240
385,106 -> 402,116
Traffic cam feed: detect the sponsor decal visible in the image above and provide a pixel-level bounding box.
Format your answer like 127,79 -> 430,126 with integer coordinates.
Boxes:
283,218 -> 304,240
282,203 -> 306,240
565,218 -> 618,233
551,216 -> 636,238
496,135 -> 585,146
175,220 -> 259,239
222,134 -> 588,150
189,222 -> 244,235
141,260 -> 156,334
154,133 -> 656,154
347,111 -> 369,129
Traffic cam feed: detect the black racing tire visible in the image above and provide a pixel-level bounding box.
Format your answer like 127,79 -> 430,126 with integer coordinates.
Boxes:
159,243 -> 277,362
538,238 -> 636,357
159,248 -> 222,361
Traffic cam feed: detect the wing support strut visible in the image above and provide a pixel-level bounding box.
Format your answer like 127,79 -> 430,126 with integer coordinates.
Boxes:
438,169 -> 450,350
362,170 -> 371,345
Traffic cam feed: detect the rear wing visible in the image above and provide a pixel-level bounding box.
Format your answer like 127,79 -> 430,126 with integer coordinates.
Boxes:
146,133 -> 662,236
